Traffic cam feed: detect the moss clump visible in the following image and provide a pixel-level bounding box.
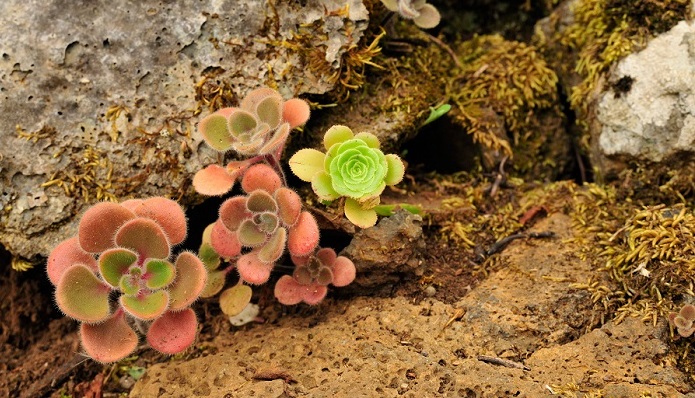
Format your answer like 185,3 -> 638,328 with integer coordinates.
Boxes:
539,0 -> 692,139
448,35 -> 568,180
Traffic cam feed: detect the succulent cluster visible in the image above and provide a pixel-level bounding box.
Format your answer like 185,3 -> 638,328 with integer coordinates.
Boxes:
669,304 -> 695,338
47,198 -> 207,363
193,88 -> 310,196
289,125 -> 405,228
381,0 -> 441,29
275,248 -> 356,305
208,163 -> 320,285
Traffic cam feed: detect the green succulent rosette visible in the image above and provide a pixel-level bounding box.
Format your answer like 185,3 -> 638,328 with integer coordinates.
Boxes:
289,125 -> 405,228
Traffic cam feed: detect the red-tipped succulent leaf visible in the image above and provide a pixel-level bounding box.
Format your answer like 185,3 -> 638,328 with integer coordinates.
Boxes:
80,310 -> 138,363
129,197 -> 188,245
147,308 -> 198,355
47,236 -> 98,285
115,218 -> 171,260
210,220 -> 242,259
241,163 -> 282,194
282,98 -> 311,129
287,211 -> 319,257
168,252 -> 207,310
56,264 -> 112,323
237,252 -> 273,285
78,202 -> 136,253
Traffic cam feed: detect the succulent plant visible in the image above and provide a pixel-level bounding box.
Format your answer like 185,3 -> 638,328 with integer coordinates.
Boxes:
193,87 -> 310,196
289,125 -> 405,228
209,163 -> 320,285
669,304 -> 695,337
47,197 -> 207,363
381,0 -> 441,29
274,248 -> 356,305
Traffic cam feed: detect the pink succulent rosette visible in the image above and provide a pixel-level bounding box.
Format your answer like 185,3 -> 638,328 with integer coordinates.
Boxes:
669,304 -> 695,338
274,248 -> 356,305
193,87 -> 310,196
209,163 -> 320,285
47,197 -> 207,363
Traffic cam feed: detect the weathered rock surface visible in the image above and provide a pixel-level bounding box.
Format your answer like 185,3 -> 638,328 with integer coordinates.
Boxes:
596,20 -> 695,174
0,0 -> 368,259
341,209 -> 425,294
131,214 -> 692,397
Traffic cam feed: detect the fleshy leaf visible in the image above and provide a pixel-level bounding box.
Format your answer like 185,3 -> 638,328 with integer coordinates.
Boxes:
193,164 -> 235,196
344,198 -> 378,228
198,242 -> 221,271
323,125 -> 354,150
237,252 -> 273,284
120,290 -> 169,321
78,202 -> 136,253
98,248 -> 138,287
238,219 -> 268,247
241,87 -> 279,111
147,309 -> 198,355
210,220 -> 242,258
316,267 -> 334,286
311,171 -> 340,201
56,264 -> 112,323
199,113 -> 233,151
227,110 -> 257,137
282,98 -> 310,129
287,211 -> 319,257
257,228 -> 286,264
144,259 -> 176,289
275,188 -> 302,226
274,275 -> 304,305
302,285 -> 328,305
355,132 -> 380,149
219,196 -> 250,231
168,252 -> 207,310
199,270 -> 227,298
130,197 -> 188,245
246,190 -> 278,213
332,256 -> 357,287
681,304 -> 695,320
219,284 -> 253,316
255,95 -> 282,127
316,247 -> 338,267
289,148 -> 326,182
413,3 -> 441,29
259,122 -> 290,155
115,218 -> 170,260
47,236 -> 98,285
384,154 -> 405,186
241,163 -> 282,194
80,310 -> 138,363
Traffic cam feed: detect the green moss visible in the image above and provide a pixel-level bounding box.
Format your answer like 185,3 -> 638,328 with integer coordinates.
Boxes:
448,35 -> 566,179
539,0 -> 691,142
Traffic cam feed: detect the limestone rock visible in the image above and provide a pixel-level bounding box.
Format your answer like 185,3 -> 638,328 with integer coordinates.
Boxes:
341,209 -> 426,294
131,214 -> 692,397
595,20 -> 695,174
0,0 -> 368,259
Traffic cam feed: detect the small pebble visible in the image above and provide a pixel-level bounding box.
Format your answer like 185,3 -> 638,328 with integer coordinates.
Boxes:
424,285 -> 437,297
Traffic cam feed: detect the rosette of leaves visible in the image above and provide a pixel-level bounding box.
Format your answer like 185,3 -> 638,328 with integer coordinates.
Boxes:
668,304 -> 695,338
381,0 -> 441,29
46,198 -> 207,363
274,248 -> 356,305
289,125 -> 405,228
193,87 -> 311,196
209,163 -> 320,285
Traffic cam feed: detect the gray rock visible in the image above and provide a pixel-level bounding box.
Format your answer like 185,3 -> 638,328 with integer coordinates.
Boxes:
595,20 -> 695,173
0,0 -> 368,259
341,209 -> 426,294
